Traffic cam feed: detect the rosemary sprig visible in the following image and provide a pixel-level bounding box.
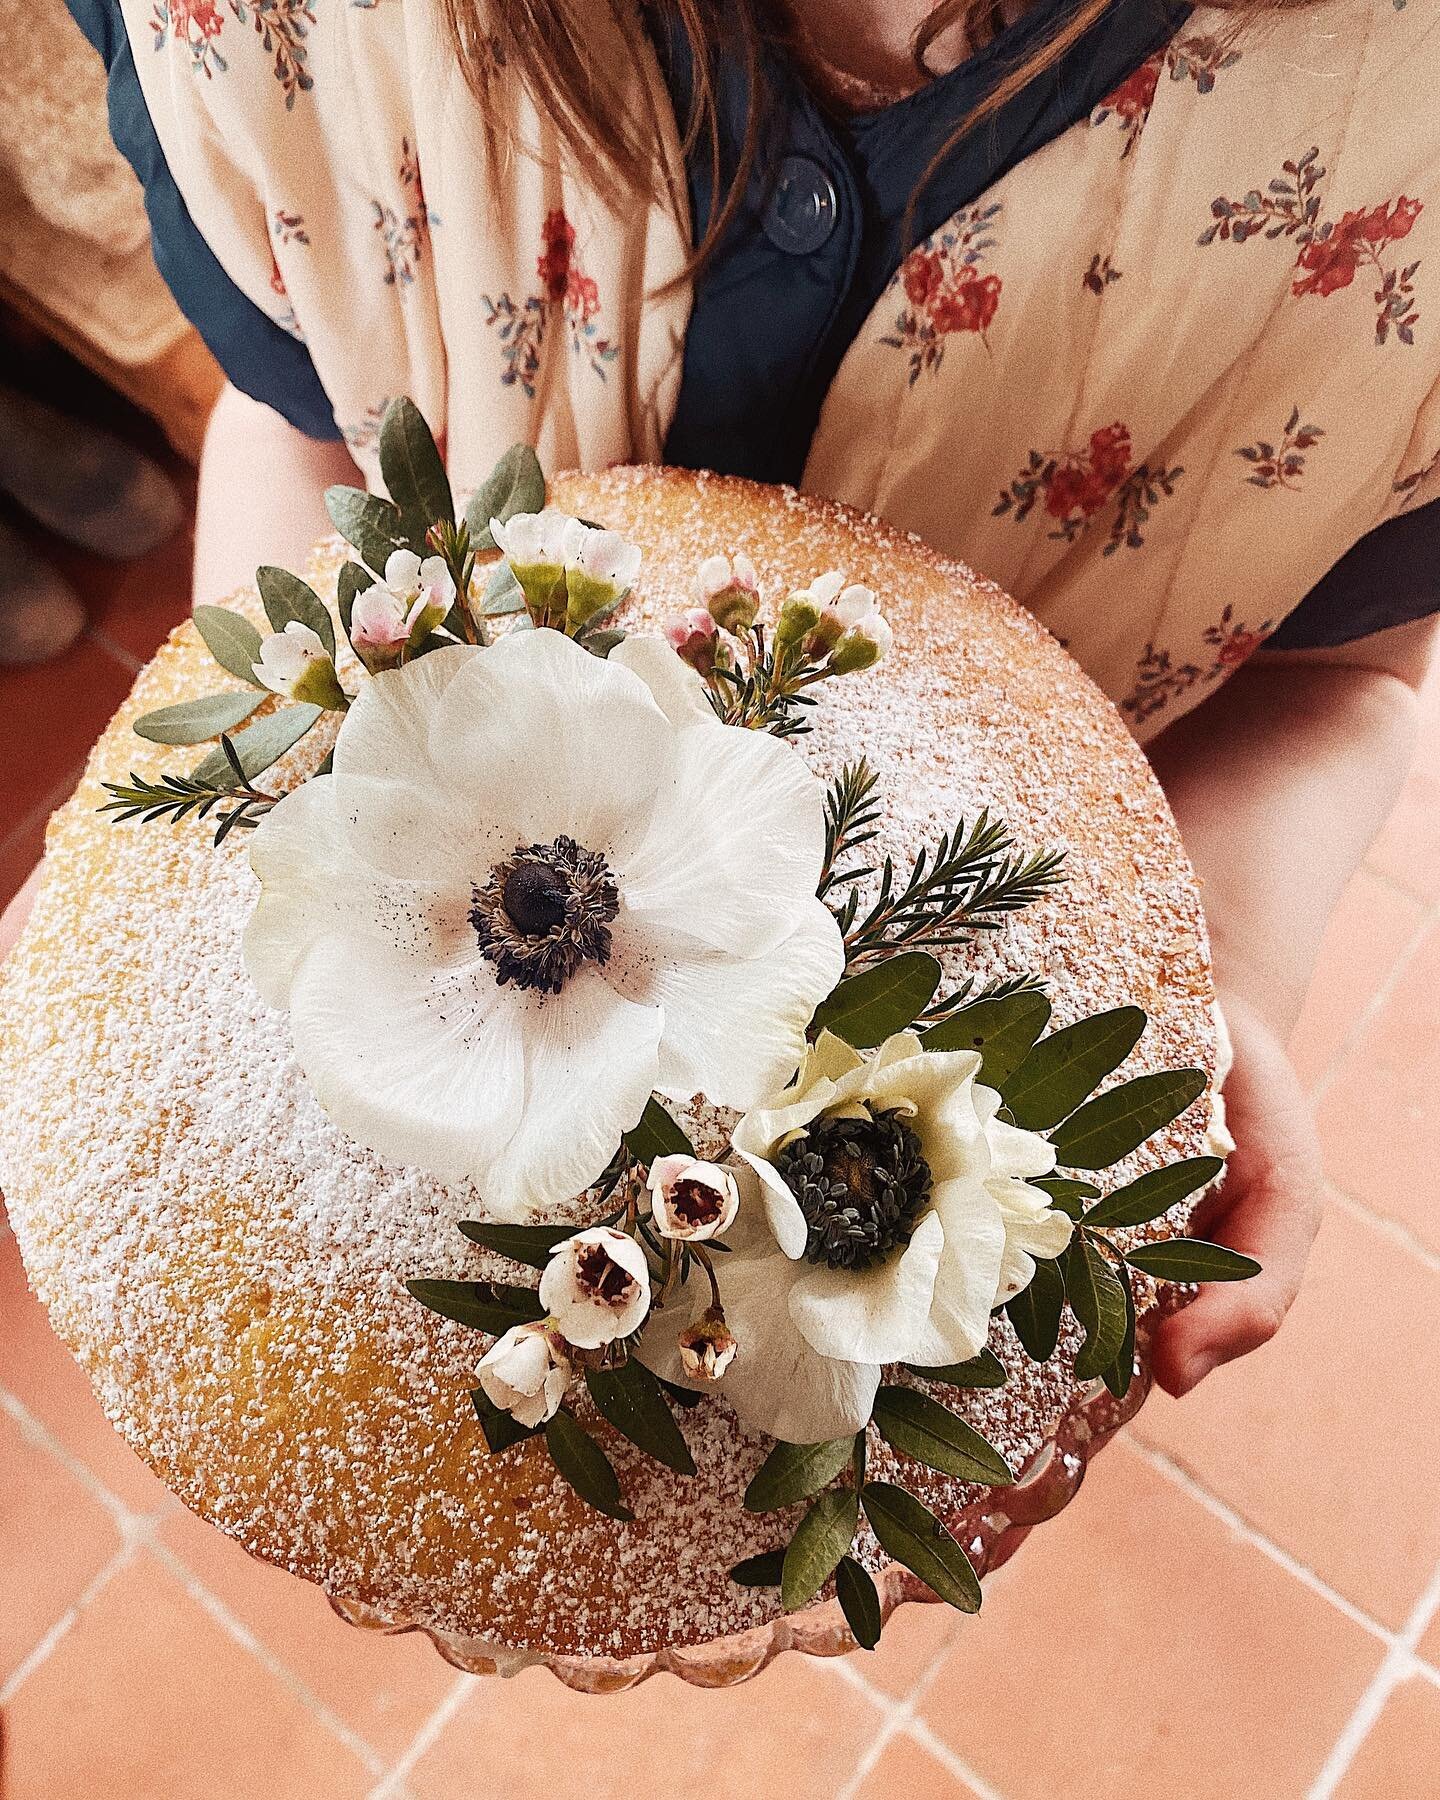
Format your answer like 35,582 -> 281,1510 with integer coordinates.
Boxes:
707,625 -> 828,737
915,970 -> 1048,1025
818,759 -> 883,898
99,735 -> 280,846
834,811 -> 1066,969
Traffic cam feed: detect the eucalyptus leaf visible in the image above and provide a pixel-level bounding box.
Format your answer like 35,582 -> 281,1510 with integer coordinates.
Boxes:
781,1486 -> 860,1611
1102,1263 -> 1138,1400
470,1385 -> 541,1454
585,1359 -> 696,1476
623,1098 -> 694,1167
457,1220 -> 578,1270
481,559 -> 526,615
921,990 -> 1051,1087
861,1481 -> 981,1613
1005,1256 -> 1065,1362
904,1348 -> 1006,1389
1085,1156 -> 1224,1229
1125,1240 -> 1261,1283
581,628 -> 627,659
379,396 -> 454,528
872,1386 -> 1014,1486
1049,1069 -> 1207,1170
1031,1175 -> 1101,1220
811,953 -> 942,1049
744,1435 -> 857,1513
544,1408 -> 634,1520
192,605 -> 265,687
1004,1006 -> 1147,1131
325,484 -> 412,572
464,443 -> 546,549
190,704 -> 323,786
835,1556 -> 883,1650
1066,1232 -> 1132,1380
256,566 -> 336,657
730,1549 -> 786,1588
133,690 -> 266,746
336,561 -> 373,649
405,1277 -> 544,1333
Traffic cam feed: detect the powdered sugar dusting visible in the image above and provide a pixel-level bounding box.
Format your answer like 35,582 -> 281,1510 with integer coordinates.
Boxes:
0,468 -> 1216,1658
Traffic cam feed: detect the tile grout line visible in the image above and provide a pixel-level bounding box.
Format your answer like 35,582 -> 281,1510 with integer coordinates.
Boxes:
1309,899 -> 1436,1109
1307,1557 -> 1440,1800
0,1539 -> 137,1707
367,1670 -> 476,1799
1325,1184 -> 1440,1278
86,622 -> 146,676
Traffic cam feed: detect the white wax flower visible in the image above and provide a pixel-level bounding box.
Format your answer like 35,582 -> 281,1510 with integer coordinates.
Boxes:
694,552 -> 760,633
243,629 -> 842,1214
641,1031 -> 1072,1442
677,1306 -> 738,1382
647,1154 -> 741,1241
350,551 -> 455,666
476,1322 -> 571,1427
539,1227 -> 651,1349
252,621 -> 346,708
829,611 -> 894,675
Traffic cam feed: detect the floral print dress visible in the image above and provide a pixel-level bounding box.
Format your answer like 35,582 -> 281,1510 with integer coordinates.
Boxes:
106,0 -> 1440,739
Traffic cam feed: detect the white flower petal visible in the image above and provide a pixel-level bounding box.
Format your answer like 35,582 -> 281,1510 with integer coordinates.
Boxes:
383,548 -> 423,594
787,1210 -> 945,1364
894,1176 -> 1007,1368
611,634 -> 719,730
974,1084 -> 1059,1179
991,1176 -> 1074,1303
734,1150 -> 810,1259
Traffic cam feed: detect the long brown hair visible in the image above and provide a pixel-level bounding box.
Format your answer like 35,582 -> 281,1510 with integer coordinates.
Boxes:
445,0 -> 1300,274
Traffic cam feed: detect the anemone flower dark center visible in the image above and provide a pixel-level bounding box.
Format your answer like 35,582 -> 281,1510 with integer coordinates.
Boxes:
469,835 -> 619,996
776,1109 -> 934,1272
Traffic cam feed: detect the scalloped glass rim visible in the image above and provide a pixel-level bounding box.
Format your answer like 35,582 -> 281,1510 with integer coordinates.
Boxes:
323,1313 -> 1168,1692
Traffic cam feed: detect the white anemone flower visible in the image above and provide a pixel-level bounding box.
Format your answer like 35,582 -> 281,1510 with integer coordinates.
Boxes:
243,629 -> 843,1214
640,1031 -> 1072,1442
476,1322 -> 571,1427
538,1227 -> 651,1349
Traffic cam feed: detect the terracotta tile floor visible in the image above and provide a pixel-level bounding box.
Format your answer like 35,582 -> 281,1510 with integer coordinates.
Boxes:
2,386 -> 1439,1798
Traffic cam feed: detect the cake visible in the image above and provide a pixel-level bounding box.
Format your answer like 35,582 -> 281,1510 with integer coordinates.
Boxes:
0,418 -> 1245,1690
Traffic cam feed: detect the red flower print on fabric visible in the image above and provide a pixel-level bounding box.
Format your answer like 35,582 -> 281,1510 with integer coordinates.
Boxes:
994,423 -> 1137,542
153,0 -> 314,106
481,211 -> 618,400
1090,35 -> 1240,156
1121,605 -> 1273,724
1201,149 -> 1423,346
881,203 -> 1003,384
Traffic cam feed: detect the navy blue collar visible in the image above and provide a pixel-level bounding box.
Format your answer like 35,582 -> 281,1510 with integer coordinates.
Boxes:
654,0 -> 1191,483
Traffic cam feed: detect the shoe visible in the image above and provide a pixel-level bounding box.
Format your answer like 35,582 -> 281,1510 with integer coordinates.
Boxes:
0,517 -> 86,667
0,384 -> 183,560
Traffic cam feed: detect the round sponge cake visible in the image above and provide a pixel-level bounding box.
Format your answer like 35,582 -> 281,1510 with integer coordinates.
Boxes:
0,468 -> 1220,1684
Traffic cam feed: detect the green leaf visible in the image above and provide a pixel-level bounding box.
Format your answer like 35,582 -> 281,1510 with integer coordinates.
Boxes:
835,1556 -> 883,1650
657,1376 -> 704,1410
482,559 -> 526,615
744,1436 -> 857,1513
904,1348 -> 1006,1389
872,1387 -> 1013,1486
133,691 -> 266,745
192,605 -> 266,687
336,561 -> 373,649
1085,1156 -> 1224,1229
781,1486 -> 860,1611
457,1221 -> 578,1270
811,953 -> 942,1049
256,566 -> 336,658
1031,1175 -> 1101,1220
405,1277 -> 544,1333
1102,1262 -> 1138,1400
581,628 -> 627,659
1005,1256 -> 1065,1362
922,990 -> 1051,1087
1004,1006 -> 1147,1131
464,444 -> 546,549
190,704 -> 323,786
1066,1232 -> 1132,1380
585,1359 -> 696,1476
544,1408 -> 634,1520
325,485 -> 411,573
378,396 -> 454,528
1049,1069 -> 1207,1171
623,1098 -> 694,1167
861,1481 -> 981,1614
730,1549 -> 786,1588
1125,1240 -> 1261,1283
470,1385 -> 541,1454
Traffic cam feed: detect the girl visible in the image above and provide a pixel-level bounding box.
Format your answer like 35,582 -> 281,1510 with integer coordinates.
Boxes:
8,0 -> 1437,1395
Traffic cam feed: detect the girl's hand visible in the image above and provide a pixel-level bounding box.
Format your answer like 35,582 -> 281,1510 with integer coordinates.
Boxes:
1150,992 -> 1325,1396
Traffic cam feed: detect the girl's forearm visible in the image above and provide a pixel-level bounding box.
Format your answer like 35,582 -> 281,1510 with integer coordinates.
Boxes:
1147,629 -> 1431,1036
193,384 -> 361,606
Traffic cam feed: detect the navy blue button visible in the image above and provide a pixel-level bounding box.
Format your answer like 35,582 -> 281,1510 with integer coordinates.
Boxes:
763,155 -> 839,256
